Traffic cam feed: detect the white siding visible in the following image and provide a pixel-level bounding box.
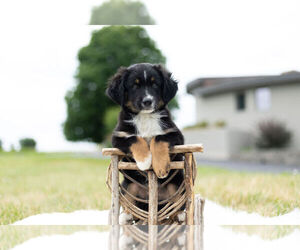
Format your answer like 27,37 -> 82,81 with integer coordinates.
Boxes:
183,128 -> 253,160
195,83 -> 300,149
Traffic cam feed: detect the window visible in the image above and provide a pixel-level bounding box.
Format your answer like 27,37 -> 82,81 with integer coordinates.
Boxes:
255,87 -> 271,111
236,92 -> 246,111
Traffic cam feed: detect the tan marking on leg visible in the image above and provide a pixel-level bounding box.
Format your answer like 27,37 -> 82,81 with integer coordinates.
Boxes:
167,183 -> 177,196
150,138 -> 170,179
130,137 -> 151,171
166,183 -> 186,223
122,183 -> 139,224
125,183 -> 149,206
158,186 -> 168,200
158,183 -> 177,200
124,183 -> 140,205
130,137 -> 150,162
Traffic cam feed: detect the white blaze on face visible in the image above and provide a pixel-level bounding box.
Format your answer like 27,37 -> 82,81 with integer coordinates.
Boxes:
144,70 -> 147,81
145,89 -> 154,101
141,89 -> 154,113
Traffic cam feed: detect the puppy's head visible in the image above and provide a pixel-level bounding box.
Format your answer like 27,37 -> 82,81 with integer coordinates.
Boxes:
106,63 -> 178,113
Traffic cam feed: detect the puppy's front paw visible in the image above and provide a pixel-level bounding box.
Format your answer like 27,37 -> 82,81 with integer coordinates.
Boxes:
120,212 -> 133,225
136,153 -> 152,171
130,137 -> 151,171
177,211 -> 186,222
155,162 -> 170,179
150,139 -> 171,179
152,155 -> 170,179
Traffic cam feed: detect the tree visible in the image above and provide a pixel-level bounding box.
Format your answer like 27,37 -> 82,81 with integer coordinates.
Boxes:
19,138 -> 37,151
90,0 -> 155,25
64,26 -> 169,144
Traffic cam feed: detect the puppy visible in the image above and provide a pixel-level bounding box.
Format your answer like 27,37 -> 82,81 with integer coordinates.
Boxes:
106,63 -> 185,224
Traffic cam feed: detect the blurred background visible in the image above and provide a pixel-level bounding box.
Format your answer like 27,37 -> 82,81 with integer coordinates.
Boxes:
1,0 -> 300,165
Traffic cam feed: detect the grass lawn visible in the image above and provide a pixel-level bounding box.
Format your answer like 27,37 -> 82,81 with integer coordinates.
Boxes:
0,152 -> 299,225
0,152 -> 111,225
195,167 -> 300,217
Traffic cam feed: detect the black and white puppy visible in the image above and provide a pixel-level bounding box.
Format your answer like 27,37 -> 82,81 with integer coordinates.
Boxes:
106,63 -> 185,223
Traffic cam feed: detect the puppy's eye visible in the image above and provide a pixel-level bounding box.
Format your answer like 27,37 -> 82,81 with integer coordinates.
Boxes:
151,77 -> 159,88
133,79 -> 141,88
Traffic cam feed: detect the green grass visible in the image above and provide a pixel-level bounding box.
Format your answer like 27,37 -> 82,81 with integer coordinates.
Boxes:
195,167 -> 300,217
0,152 -> 111,225
0,152 -> 299,225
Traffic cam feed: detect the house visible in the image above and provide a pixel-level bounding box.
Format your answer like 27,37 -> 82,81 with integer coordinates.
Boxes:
185,71 -> 300,160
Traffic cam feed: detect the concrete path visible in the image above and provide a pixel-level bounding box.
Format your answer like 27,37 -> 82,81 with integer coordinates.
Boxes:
196,157 -> 300,174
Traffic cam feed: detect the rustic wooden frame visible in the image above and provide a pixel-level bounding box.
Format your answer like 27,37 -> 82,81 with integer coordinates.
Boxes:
103,144 -> 204,250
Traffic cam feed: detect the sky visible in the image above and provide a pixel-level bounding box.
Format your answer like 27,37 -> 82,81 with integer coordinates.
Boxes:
0,0 -> 300,151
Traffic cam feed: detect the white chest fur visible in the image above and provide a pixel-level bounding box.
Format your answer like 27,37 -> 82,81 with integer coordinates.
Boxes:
132,112 -> 164,139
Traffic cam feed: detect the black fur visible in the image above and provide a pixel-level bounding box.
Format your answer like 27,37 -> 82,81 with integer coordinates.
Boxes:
106,63 -> 185,214
106,67 -> 128,106
153,64 -> 178,104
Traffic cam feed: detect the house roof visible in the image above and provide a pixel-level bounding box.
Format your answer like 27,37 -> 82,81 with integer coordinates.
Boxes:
186,71 -> 300,97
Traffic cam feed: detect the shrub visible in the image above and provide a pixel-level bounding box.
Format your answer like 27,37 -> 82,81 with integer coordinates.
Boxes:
184,121 -> 209,130
19,138 -> 37,151
255,120 -> 292,149
198,121 -> 209,128
214,120 -> 226,128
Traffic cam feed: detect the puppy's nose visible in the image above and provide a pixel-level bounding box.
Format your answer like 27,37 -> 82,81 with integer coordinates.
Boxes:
142,98 -> 153,108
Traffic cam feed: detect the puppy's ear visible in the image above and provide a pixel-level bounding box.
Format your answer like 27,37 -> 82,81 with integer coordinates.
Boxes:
153,64 -> 178,104
106,67 -> 128,105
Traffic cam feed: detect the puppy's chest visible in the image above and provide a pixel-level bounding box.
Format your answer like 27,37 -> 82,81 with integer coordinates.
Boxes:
132,113 -> 164,140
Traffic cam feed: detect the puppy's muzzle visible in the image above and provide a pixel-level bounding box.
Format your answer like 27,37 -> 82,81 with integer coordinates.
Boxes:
142,97 -> 153,109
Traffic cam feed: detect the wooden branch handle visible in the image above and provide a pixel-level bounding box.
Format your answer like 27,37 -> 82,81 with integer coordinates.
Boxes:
102,144 -> 203,156
118,161 -> 184,170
